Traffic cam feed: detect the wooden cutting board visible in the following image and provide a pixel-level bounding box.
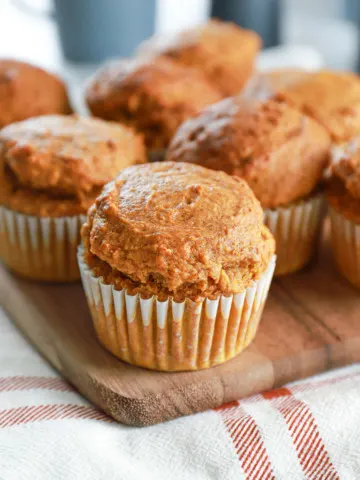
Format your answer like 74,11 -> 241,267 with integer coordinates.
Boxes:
1,229 -> 360,427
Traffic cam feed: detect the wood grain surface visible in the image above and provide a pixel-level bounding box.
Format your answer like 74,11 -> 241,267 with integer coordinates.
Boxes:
1,231 -> 360,426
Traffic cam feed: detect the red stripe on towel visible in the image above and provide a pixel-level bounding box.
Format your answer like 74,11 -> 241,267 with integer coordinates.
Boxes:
0,376 -> 72,393
262,390 -> 340,480
0,404 -> 113,428
220,404 -> 275,479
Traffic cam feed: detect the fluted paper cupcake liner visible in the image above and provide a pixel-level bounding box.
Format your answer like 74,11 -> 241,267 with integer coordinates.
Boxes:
78,248 -> 276,371
264,194 -> 326,276
329,207 -> 360,288
0,206 -> 86,282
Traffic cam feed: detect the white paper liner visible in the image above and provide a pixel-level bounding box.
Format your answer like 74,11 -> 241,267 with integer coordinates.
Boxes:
264,193 -> 326,276
78,248 -> 276,371
329,207 -> 360,288
0,205 -> 86,281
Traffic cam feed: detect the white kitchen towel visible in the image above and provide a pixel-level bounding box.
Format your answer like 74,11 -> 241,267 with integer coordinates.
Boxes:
0,307 -> 359,480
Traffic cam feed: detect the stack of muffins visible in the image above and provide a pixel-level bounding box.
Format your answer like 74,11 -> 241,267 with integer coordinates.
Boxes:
2,20 -> 360,372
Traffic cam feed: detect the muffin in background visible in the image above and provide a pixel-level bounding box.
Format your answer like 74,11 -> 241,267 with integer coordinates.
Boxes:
274,70 -> 360,145
327,149 -> 360,288
243,68 -> 312,101
85,57 -> 222,159
78,162 -> 276,371
0,114 -> 146,282
137,19 -> 261,97
0,59 -> 72,127
167,97 -> 331,275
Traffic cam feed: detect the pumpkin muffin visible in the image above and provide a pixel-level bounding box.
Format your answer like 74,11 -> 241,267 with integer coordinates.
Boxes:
243,68 -> 312,101
0,59 -> 72,127
85,57 -> 222,158
0,114 -> 146,281
78,162 -> 276,371
167,97 -> 331,275
327,149 -> 360,288
138,20 -> 261,97
274,70 -> 360,144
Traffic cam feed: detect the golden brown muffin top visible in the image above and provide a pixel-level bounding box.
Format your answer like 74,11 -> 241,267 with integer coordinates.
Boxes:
0,115 -> 146,217
167,97 -> 331,209
243,68 -> 312,101
0,59 -> 72,128
327,148 -> 360,223
138,19 -> 261,96
82,162 -> 275,302
85,57 -> 222,150
275,70 -> 360,143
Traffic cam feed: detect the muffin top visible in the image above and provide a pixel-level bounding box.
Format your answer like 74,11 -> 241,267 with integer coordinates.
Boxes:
82,162 -> 275,302
0,115 -> 146,217
167,97 -> 331,209
137,20 -> 261,96
0,59 -> 72,128
85,57 -> 222,150
327,148 -> 360,223
243,68 -> 312,101
275,70 -> 360,143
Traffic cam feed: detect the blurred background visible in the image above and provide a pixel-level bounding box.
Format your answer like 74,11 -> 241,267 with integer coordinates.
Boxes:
1,0 -> 360,106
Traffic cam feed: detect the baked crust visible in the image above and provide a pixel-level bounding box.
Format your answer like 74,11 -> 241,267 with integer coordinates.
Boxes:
167,97 -> 331,208
0,115 -> 146,217
82,162 -> 275,302
85,57 -> 222,150
0,59 -> 72,127
138,20 -> 261,96
275,70 -> 360,143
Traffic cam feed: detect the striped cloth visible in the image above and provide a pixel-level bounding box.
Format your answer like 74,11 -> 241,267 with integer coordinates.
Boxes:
0,308 -> 359,480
